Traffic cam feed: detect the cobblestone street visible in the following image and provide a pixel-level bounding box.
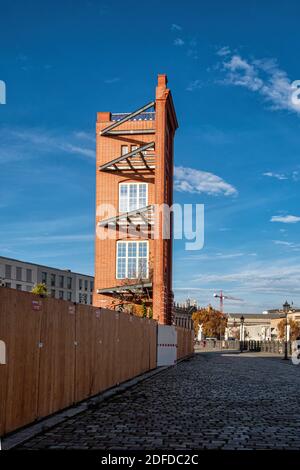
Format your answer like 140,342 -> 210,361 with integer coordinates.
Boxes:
18,352 -> 300,450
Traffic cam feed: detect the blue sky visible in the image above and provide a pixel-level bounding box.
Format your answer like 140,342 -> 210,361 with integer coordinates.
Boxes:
1,0 -> 300,312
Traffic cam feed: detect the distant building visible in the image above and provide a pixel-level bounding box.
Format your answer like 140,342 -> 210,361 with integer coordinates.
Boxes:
226,312 -> 284,341
265,307 -> 300,317
173,298 -> 197,329
0,256 -> 94,304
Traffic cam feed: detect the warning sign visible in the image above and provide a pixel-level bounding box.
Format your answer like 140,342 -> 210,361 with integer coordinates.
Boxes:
32,300 -> 42,311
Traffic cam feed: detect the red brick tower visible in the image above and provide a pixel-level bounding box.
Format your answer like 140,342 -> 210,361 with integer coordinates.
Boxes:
94,74 -> 178,325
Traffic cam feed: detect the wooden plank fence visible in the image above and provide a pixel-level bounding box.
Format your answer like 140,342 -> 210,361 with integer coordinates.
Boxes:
0,287 -> 158,436
176,326 -> 194,360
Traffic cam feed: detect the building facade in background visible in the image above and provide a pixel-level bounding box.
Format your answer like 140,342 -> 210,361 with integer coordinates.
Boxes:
225,312 -> 284,341
0,256 -> 94,304
94,75 -> 178,324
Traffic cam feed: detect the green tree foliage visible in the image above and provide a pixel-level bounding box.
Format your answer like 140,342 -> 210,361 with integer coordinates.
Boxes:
192,305 -> 227,339
148,306 -> 153,320
142,302 -> 147,318
31,283 -> 48,297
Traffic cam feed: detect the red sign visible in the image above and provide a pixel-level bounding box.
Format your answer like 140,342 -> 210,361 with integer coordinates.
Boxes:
32,300 -> 42,311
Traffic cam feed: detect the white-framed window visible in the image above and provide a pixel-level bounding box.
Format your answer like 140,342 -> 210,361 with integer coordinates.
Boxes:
121,145 -> 129,156
116,241 -> 148,279
119,182 -> 148,213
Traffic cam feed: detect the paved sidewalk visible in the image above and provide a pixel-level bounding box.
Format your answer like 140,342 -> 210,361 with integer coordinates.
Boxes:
17,352 -> 300,450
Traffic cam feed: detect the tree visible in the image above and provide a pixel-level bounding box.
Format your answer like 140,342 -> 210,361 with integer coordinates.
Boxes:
277,318 -> 300,341
148,306 -> 153,319
142,301 -> 147,318
31,283 -> 48,297
192,305 -> 227,339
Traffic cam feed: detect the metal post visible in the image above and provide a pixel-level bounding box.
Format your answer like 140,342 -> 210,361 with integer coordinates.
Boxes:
240,316 -> 244,352
282,301 -> 290,360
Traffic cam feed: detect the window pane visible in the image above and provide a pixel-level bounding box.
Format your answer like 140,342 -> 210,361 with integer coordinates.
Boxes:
51,273 -> 56,286
26,269 -> 32,282
117,258 -> 126,279
139,242 -> 147,257
128,242 -> 136,257
138,258 -> 147,278
121,145 -> 128,155
119,184 -> 128,213
117,242 -> 126,257
16,267 -> 22,281
119,183 -> 148,213
138,184 -> 147,208
116,241 -> 148,279
5,265 -> 11,278
128,258 -> 136,278
129,185 -> 137,211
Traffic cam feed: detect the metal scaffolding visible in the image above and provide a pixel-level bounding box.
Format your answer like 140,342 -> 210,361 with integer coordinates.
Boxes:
98,204 -> 154,229
100,101 -> 155,136
99,141 -> 155,173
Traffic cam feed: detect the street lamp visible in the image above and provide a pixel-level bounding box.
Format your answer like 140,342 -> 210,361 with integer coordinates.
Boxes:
240,315 -> 245,352
283,301 -> 290,360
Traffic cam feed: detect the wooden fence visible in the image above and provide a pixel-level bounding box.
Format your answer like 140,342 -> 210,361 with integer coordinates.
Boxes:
176,326 -> 194,360
0,287 -> 157,436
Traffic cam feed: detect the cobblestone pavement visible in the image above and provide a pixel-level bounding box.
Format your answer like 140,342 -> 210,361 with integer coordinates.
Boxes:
18,352 -> 300,450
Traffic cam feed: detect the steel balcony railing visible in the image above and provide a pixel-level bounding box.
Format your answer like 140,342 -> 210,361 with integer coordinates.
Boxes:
111,111 -> 155,122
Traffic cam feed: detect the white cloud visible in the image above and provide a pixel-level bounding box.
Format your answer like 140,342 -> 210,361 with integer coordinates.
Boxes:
174,256 -> 300,311
186,80 -> 202,92
270,215 -> 300,224
263,170 -> 300,181
263,172 -> 288,180
20,234 -> 94,244
193,260 -> 300,295
219,53 -> 300,115
174,166 -> 238,196
273,240 -> 300,250
0,127 -> 95,162
192,252 -> 255,260
104,77 -> 120,84
174,38 -> 184,46
216,46 -> 231,57
171,23 -> 182,31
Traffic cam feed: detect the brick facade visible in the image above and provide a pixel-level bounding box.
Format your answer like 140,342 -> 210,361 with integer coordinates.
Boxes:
94,75 -> 178,324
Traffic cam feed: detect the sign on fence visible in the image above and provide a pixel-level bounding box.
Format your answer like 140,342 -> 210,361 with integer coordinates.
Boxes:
0,340 -> 6,364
